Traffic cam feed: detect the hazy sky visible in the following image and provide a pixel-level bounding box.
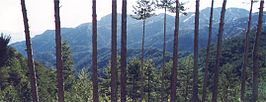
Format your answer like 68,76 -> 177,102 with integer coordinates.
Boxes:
0,0 -> 263,42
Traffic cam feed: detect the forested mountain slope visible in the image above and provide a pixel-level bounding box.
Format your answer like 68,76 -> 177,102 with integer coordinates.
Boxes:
11,8 -> 266,70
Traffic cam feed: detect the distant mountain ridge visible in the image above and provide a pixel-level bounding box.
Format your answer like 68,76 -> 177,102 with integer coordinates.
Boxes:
11,7 -> 266,70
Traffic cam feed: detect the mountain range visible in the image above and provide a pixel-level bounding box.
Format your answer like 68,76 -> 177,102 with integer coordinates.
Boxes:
11,7 -> 266,71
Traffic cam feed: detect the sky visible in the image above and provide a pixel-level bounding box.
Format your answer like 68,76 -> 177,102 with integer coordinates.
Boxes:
0,0 -> 263,43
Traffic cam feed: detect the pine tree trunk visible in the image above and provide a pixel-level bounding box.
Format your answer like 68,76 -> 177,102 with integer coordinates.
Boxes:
163,7 -> 167,75
161,7 -> 167,102
92,0 -> 99,101
120,0 -> 127,102
202,0 -> 214,101
170,1 -> 179,101
191,0 -> 200,101
54,0 -> 64,102
20,0 -> 39,102
111,0 -> 118,101
240,0 -> 253,101
139,19 -> 146,101
252,0 -> 264,102
211,0 -> 227,102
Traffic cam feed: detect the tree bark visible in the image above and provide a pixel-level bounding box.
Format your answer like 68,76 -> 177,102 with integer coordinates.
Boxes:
92,0 -> 99,102
252,0 -> 264,102
170,0 -> 179,101
211,0 -> 227,102
191,0 -> 200,101
20,0 -> 39,102
54,0 -> 64,102
240,0 -> 253,101
120,0 -> 127,102
111,0 -> 118,101
202,0 -> 214,101
139,19 -> 146,101
160,7 -> 167,101
160,7 -> 167,102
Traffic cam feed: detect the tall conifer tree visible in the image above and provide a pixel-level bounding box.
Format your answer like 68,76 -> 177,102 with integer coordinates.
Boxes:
131,0 -> 155,100
20,0 -> 39,101
240,0 -> 254,101
92,0 -> 99,101
211,0 -> 227,102
202,0 -> 214,101
170,0 -> 179,101
252,0 -> 264,101
111,0 -> 118,101
54,0 -> 64,101
120,0 -> 127,102
191,0 -> 200,101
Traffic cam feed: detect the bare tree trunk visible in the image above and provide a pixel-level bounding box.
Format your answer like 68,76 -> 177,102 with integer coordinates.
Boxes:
163,7 -> 167,74
202,0 -> 214,101
191,0 -> 200,101
240,0 -> 254,101
252,0 -> 264,102
20,0 -> 39,102
161,7 -> 167,102
139,19 -> 146,101
170,0 -> 179,101
54,0 -> 64,102
111,0 -> 118,101
211,0 -> 227,102
120,0 -> 127,102
92,0 -> 99,101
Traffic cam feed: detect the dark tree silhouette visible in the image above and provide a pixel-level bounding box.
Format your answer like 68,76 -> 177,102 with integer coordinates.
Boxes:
120,0 -> 127,102
240,0 -> 254,101
54,0 -> 64,101
170,0 -> 179,102
252,0 -> 264,101
191,0 -> 200,101
0,34 -> 11,68
202,0 -> 214,101
20,0 -> 40,102
211,0 -> 227,102
111,0 -> 118,101
92,0 -> 99,101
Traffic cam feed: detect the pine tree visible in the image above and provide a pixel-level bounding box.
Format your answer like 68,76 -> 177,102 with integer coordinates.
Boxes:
142,60 -> 159,102
111,0 -> 118,101
178,56 -> 193,102
54,0 -> 64,101
120,0 -> 127,102
252,0 -> 264,101
20,0 -> 39,101
202,0 -> 214,101
219,64 -> 240,102
155,0 -> 185,101
131,1 -> 155,100
71,69 -> 93,101
127,59 -> 142,102
170,0 -> 180,101
62,42 -> 74,91
211,0 -> 227,102
92,0 -> 99,101
0,34 -> 11,68
191,0 -> 200,101
240,0 -> 254,101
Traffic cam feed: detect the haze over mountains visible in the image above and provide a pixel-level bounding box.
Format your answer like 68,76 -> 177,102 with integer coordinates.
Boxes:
11,7 -> 266,70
